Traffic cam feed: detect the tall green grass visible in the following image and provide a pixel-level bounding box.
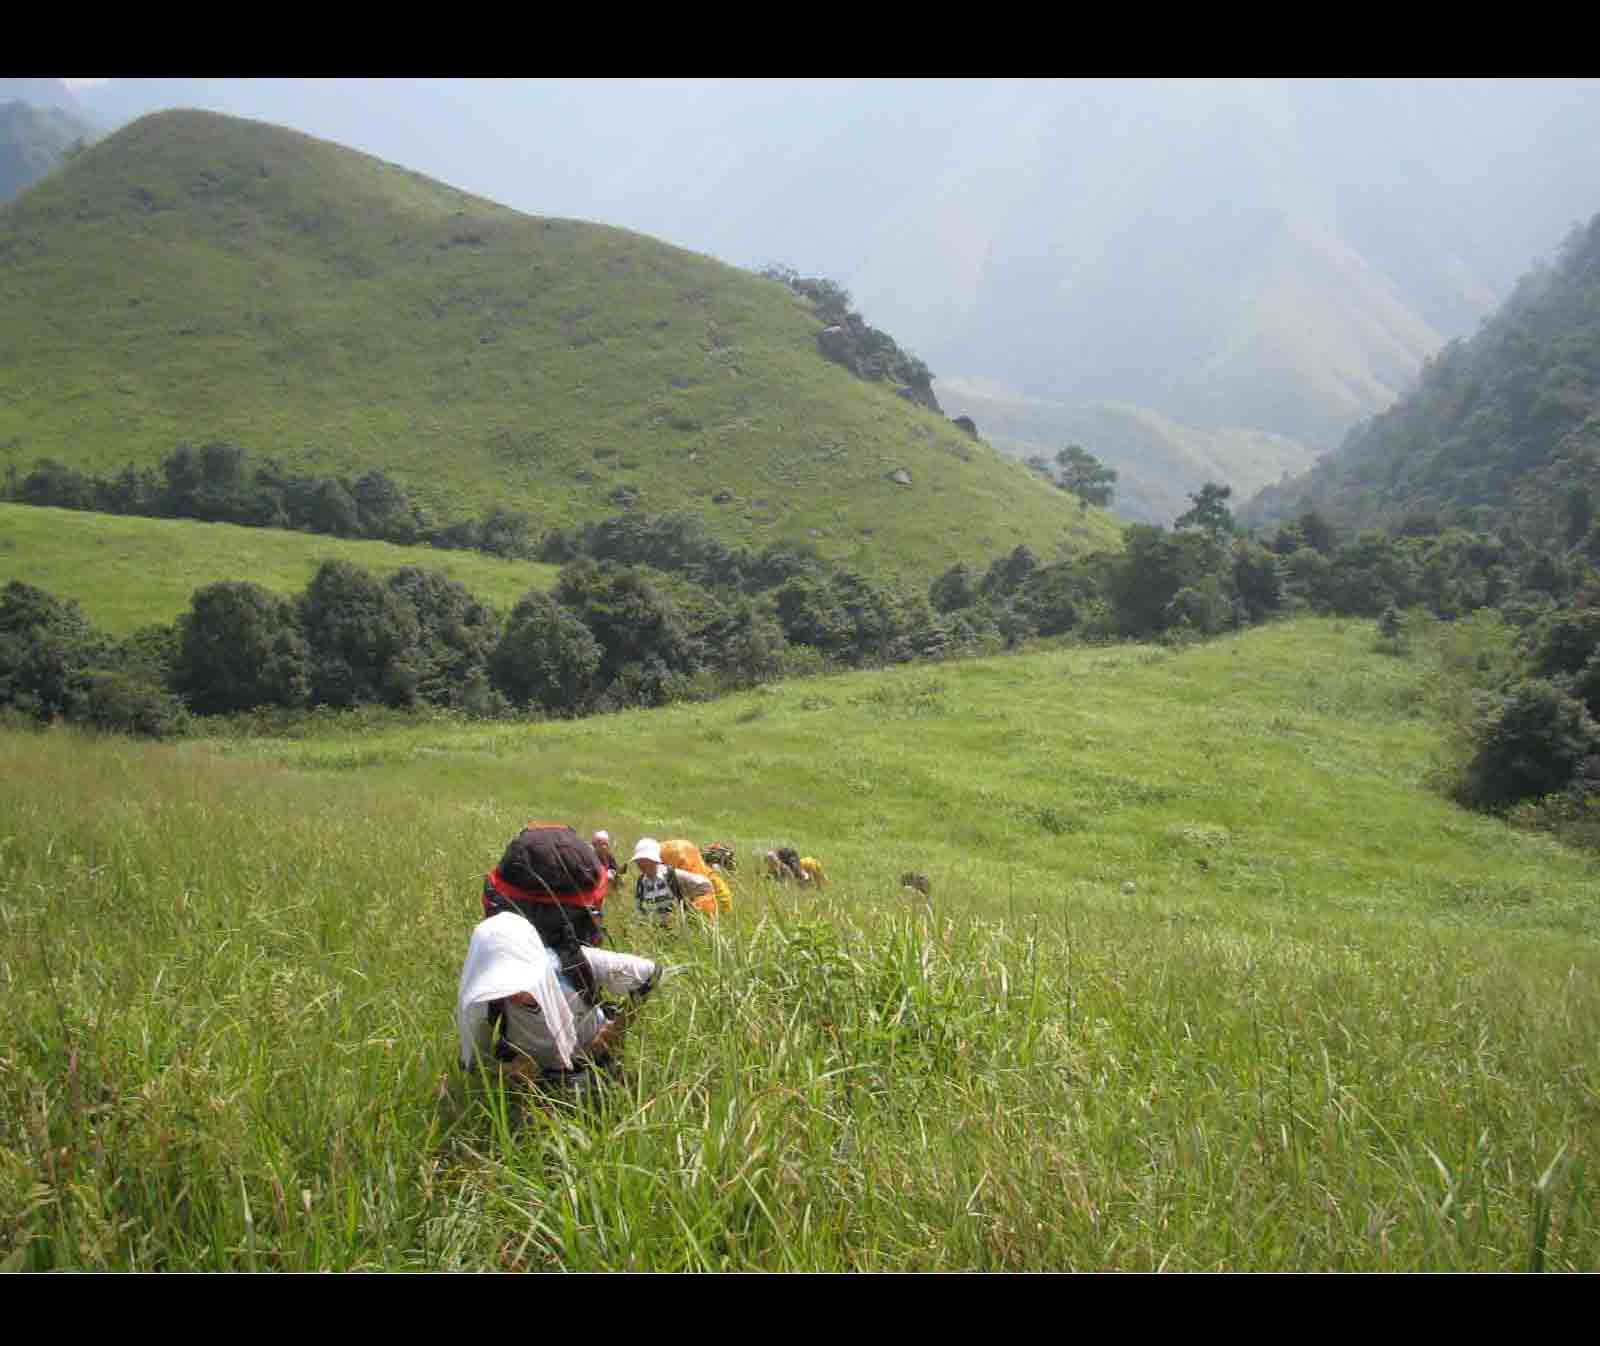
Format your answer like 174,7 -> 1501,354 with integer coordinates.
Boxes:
2,617 -> 1597,1269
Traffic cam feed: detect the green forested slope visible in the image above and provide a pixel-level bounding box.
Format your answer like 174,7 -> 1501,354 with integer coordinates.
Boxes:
0,109 -> 1117,586
1240,215 -> 1600,541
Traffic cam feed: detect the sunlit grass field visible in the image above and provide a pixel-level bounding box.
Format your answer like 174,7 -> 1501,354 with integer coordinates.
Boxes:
0,502 -> 559,635
3,617 -> 1597,1269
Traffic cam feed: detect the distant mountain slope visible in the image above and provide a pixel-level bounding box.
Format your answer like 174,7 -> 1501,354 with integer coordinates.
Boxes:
1238,214 -> 1600,540
0,99 -> 96,202
0,110 -> 1117,587
830,79 -> 1600,454
935,377 -> 1316,526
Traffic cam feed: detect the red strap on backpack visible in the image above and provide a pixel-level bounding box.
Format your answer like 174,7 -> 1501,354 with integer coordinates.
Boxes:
484,864 -> 610,914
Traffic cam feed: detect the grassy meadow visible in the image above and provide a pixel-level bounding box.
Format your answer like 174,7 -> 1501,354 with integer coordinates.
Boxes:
0,502 -> 559,636
3,616 -> 1598,1270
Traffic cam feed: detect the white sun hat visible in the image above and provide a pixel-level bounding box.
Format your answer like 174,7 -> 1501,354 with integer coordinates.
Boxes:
631,837 -> 662,865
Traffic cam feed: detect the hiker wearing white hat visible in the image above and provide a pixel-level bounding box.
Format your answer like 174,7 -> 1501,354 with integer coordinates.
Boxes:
631,836 -> 715,924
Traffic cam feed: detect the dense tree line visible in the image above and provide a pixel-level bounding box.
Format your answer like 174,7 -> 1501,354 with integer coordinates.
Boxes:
2,442 -> 542,558
0,544 -> 903,737
532,489 -> 1597,686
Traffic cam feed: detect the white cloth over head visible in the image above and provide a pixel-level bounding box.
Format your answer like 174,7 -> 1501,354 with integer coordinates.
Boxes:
456,911 -> 578,1071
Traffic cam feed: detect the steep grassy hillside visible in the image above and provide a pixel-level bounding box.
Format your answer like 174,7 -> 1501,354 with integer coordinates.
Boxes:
0,110 -> 1117,586
0,502 -> 558,636
4,618 -> 1597,1269
937,377 -> 1316,525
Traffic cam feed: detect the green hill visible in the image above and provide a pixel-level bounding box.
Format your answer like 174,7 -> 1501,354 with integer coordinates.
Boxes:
0,501 -> 558,636
0,109 -> 1117,586
1239,214 -> 1600,540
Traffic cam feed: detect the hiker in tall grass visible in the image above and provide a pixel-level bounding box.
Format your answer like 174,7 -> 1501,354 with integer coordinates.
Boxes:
484,823 -> 612,1010
766,847 -> 827,888
591,829 -> 625,883
658,837 -> 731,915
703,842 -> 738,872
631,837 -> 716,924
456,907 -> 660,1082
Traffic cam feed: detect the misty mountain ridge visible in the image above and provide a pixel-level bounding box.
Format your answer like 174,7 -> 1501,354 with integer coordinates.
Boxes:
832,80 -> 1600,451
0,78 -> 86,117
0,95 -> 97,204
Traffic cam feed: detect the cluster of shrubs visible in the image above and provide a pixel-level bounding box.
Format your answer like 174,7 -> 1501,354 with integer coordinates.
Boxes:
1434,582 -> 1600,842
758,265 -> 940,413
1,565 -> 497,738
3,443 -> 543,558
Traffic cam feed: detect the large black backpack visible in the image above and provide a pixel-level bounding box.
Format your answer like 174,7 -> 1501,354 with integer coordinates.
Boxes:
498,824 -> 604,898
486,823 -> 608,1003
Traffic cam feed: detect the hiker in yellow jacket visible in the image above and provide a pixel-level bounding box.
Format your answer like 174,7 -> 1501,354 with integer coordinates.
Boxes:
766,847 -> 826,889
